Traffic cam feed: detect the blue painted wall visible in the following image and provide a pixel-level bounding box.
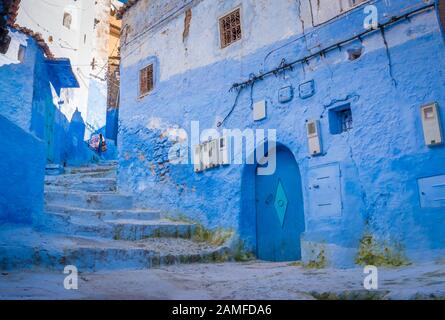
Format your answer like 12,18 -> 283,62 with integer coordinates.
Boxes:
0,29 -> 98,225
0,30 -> 36,132
119,0 -> 445,266
0,114 -> 45,225
106,108 -> 119,142
30,44 -> 98,166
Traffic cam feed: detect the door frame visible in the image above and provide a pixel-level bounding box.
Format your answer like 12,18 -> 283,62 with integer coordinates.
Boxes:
253,141 -> 307,258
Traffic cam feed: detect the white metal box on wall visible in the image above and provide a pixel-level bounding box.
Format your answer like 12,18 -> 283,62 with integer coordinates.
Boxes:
219,136 -> 230,165
307,120 -> 322,156
421,103 -> 443,146
193,145 -> 203,173
208,139 -> 219,168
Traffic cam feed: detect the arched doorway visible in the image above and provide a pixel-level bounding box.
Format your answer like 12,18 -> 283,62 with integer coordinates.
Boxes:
255,145 -> 305,261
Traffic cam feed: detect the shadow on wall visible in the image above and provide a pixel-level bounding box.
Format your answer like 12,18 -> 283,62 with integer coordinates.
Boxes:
0,114 -> 45,225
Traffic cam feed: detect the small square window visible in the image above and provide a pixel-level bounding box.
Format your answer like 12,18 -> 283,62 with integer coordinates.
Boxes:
329,104 -> 353,135
219,8 -> 242,48
18,45 -> 26,63
139,64 -> 154,97
63,12 -> 72,29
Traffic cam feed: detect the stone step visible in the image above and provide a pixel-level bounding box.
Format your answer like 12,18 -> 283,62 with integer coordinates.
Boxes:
45,177 -> 117,192
38,212 -> 195,241
45,170 -> 116,181
0,227 -> 231,272
45,164 -> 65,176
96,160 -> 118,166
44,205 -> 161,222
44,191 -> 133,210
64,164 -> 117,175
106,219 -> 197,241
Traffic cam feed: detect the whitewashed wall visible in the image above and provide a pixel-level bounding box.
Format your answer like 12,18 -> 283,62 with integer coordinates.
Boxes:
120,0 -> 368,81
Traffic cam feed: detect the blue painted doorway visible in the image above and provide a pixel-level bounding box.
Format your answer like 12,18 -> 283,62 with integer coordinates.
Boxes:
255,146 -> 305,261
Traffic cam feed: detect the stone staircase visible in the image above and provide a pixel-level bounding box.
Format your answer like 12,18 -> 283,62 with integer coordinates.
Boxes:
0,161 -> 230,271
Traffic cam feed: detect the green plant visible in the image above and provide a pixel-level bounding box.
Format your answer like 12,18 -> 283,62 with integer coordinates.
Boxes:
311,290 -> 389,300
232,239 -> 255,262
192,224 -> 234,247
166,214 -> 234,246
355,234 -> 410,267
304,248 -> 327,269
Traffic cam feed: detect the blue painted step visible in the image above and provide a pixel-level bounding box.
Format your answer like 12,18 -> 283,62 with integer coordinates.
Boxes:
44,191 -> 133,210
44,205 -> 161,221
0,226 -> 230,272
64,164 -> 117,175
45,177 -> 117,192
106,219 -> 197,240
38,212 -> 196,241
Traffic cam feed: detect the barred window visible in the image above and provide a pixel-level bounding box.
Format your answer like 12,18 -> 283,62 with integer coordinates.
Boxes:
219,9 -> 242,49
139,64 -> 154,97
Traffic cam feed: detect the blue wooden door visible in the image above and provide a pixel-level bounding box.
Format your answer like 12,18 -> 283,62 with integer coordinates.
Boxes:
256,146 -> 305,261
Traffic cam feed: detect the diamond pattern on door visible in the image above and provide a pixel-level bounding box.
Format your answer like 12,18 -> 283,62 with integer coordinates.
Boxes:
274,180 -> 288,227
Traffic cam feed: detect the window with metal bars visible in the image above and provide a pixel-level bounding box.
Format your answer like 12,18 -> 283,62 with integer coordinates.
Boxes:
139,64 -> 154,97
329,104 -> 353,135
219,8 -> 242,49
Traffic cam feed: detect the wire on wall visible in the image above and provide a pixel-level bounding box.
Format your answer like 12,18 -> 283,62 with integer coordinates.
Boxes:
216,3 -> 434,127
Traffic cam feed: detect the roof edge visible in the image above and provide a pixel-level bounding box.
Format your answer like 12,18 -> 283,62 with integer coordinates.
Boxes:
116,0 -> 140,19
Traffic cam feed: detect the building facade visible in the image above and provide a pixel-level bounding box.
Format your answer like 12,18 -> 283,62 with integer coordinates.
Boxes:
15,0 -> 122,138
106,0 -> 122,143
118,0 -> 445,266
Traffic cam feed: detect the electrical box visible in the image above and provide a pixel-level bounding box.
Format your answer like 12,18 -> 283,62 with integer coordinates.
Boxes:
299,80 -> 315,99
194,138 -> 231,173
421,103 -> 443,147
253,100 -> 267,121
219,136 -> 230,165
208,139 -> 219,168
418,174 -> 445,208
193,145 -> 203,173
201,142 -> 210,170
307,163 -> 342,218
307,120 -> 322,156
278,86 -> 294,103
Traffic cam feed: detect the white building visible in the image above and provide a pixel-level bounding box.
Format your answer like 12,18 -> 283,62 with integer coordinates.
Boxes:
15,0 -> 123,138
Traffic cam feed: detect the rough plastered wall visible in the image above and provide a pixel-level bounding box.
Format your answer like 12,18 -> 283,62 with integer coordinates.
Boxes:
119,0 -> 445,266
0,28 -> 99,225
0,29 -> 36,131
0,33 -> 45,225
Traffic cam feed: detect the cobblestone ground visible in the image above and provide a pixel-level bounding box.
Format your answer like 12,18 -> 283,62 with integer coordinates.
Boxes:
1,261 -> 444,300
